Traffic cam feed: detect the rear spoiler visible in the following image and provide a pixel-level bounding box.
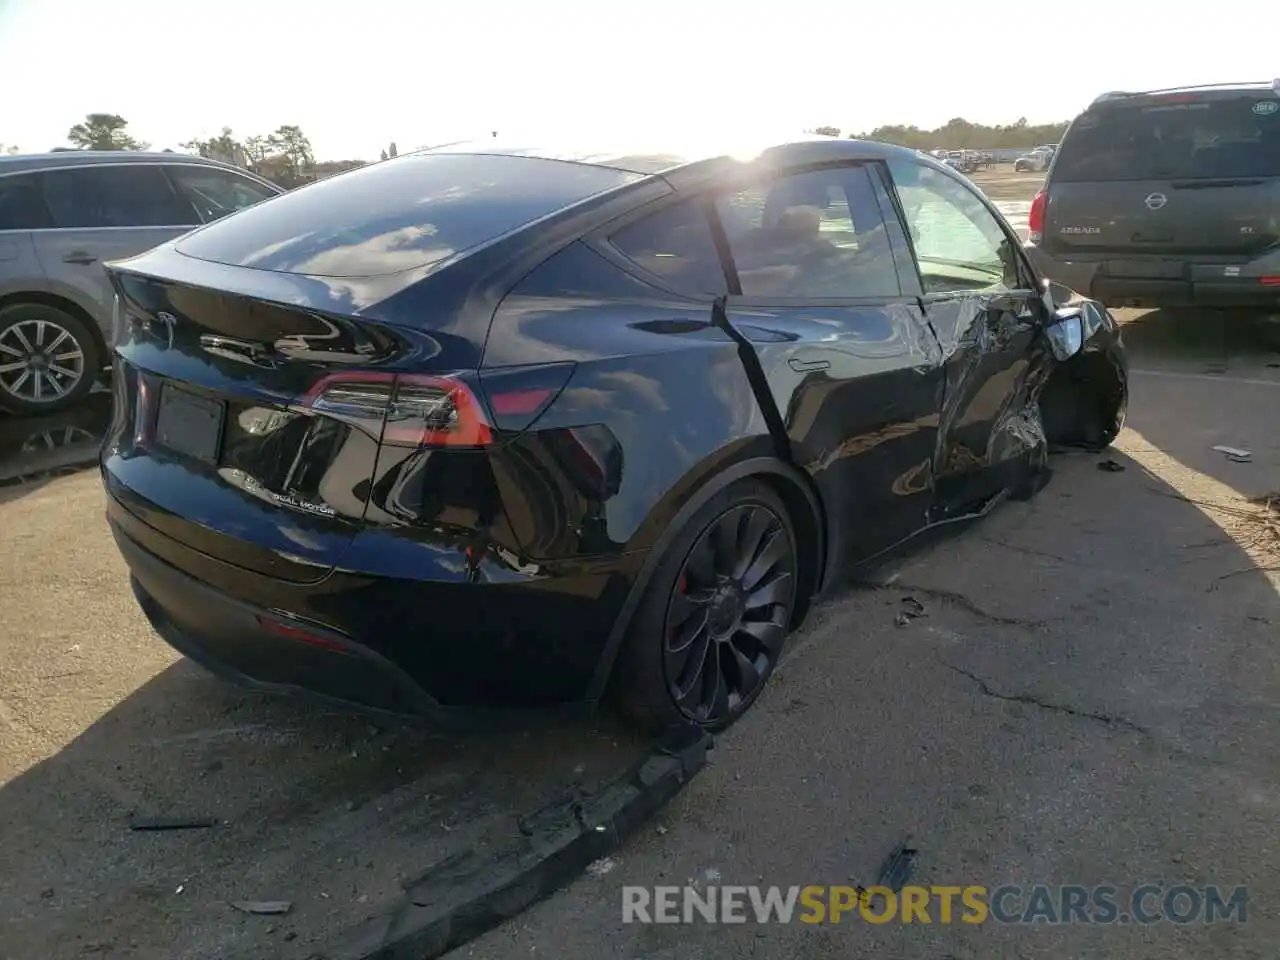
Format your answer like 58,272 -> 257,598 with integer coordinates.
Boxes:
1090,79 -> 1280,108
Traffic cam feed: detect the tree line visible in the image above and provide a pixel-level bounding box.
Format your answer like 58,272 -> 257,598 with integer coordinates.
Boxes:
812,117 -> 1070,150
5,113 -> 1074,179
2,114 -> 369,188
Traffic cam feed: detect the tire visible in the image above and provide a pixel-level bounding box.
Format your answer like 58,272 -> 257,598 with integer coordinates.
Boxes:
612,479 -> 799,733
0,303 -> 100,415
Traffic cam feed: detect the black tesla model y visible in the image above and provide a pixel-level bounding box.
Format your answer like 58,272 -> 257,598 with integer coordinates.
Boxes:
101,137 -> 1127,731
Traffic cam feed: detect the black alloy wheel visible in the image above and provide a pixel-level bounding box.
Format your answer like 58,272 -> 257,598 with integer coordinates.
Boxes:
613,480 -> 800,732
663,502 -> 796,724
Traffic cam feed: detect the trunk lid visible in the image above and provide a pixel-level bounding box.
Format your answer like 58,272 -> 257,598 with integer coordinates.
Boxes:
104,266 -> 420,583
1043,90 -> 1280,259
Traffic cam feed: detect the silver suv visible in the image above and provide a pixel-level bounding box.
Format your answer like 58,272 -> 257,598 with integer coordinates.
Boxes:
0,152 -> 282,414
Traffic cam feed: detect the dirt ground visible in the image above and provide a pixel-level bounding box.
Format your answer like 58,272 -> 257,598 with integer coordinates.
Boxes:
4,167 -> 1280,959
970,167 -> 1047,204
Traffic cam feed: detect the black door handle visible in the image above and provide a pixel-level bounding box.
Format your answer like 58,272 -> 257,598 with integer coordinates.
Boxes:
62,252 -> 97,265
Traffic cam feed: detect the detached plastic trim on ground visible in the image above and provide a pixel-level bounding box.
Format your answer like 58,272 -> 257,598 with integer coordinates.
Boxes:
330,725 -> 714,960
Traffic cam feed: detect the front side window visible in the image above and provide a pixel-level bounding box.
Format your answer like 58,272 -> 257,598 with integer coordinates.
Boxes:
42,165 -> 195,229
887,159 -> 1022,294
166,166 -> 277,224
0,174 -> 51,230
714,165 -> 900,299
608,200 -> 727,295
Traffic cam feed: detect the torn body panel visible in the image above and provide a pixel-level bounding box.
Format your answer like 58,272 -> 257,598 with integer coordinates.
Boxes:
922,289 -> 1046,520
922,282 -> 1127,520
1038,286 -> 1128,450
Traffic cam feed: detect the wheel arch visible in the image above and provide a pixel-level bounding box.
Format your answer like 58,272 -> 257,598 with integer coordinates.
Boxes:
584,455 -> 828,702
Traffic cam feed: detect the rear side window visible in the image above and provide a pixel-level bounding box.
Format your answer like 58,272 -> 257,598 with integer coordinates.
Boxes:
1054,95 -> 1280,181
608,201 -> 727,295
175,153 -> 640,278
715,165 -> 900,299
42,165 -> 195,228
0,174 -> 51,230
166,165 -> 277,224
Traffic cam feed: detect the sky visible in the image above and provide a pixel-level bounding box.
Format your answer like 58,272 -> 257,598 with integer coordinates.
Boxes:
1,0 -> 1276,161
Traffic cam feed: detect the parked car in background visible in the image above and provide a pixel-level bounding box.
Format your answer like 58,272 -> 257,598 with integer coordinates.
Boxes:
1025,80 -> 1280,332
0,152 -> 283,414
1014,147 -> 1054,173
101,136 -> 1126,732
941,150 -> 978,174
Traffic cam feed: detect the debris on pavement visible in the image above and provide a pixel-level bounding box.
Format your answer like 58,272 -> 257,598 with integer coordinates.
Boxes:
586,857 -> 616,877
231,901 -> 293,916
1243,491 -> 1280,558
331,726 -> 713,960
875,837 -> 918,893
1211,445 -> 1253,463
1097,458 -> 1126,472
129,816 -> 217,832
894,596 -> 927,627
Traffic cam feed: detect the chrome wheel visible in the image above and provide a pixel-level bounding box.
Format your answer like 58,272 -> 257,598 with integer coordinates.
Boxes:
663,503 -> 796,724
0,318 -> 86,405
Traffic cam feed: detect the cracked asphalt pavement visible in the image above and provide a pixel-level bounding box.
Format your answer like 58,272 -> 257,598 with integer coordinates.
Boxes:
458,307 -> 1280,959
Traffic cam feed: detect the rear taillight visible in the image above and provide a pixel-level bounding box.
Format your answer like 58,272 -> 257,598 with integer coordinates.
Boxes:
1260,276 -> 1280,287
302,371 -> 493,448
1028,190 -> 1047,244
387,375 -> 492,447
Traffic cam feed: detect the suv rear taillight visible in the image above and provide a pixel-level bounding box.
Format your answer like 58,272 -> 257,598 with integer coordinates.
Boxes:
1028,189 -> 1047,244
302,372 -> 493,448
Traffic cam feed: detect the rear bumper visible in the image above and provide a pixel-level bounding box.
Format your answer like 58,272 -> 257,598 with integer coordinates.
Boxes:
1025,247 -> 1280,311
117,519 -> 441,719
106,484 -> 644,729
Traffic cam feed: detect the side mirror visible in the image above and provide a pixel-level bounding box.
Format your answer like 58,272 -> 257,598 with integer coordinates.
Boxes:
1041,278 -> 1076,310
1045,307 -> 1085,360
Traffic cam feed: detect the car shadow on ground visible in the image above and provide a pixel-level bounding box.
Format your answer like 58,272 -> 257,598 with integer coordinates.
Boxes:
1120,307 -> 1280,369
1118,308 -> 1280,499
0,390 -> 112,501
0,657 -> 651,960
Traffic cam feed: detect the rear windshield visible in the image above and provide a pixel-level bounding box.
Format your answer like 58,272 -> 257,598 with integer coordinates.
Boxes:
175,153 -> 640,277
1053,94 -> 1280,182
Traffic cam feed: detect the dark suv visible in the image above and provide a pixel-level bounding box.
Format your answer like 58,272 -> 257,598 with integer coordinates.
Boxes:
1025,80 -> 1280,319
